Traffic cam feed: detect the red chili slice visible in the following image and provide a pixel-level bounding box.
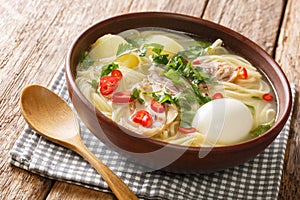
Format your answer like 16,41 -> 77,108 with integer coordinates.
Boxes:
132,110 -> 153,128
112,91 -> 133,103
150,99 -> 165,113
235,66 -> 248,79
212,92 -> 224,99
99,76 -> 119,96
178,127 -> 197,134
263,93 -> 273,101
111,69 -> 123,81
100,76 -> 118,86
192,60 -> 201,65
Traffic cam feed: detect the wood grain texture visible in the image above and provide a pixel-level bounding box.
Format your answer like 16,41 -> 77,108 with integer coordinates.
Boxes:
46,181 -> 114,200
1,0 -> 299,199
276,0 -> 300,199
0,0 -> 133,199
203,0 -> 284,54
129,0 -> 207,16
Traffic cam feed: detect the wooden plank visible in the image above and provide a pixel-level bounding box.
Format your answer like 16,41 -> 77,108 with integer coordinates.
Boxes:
129,0 -> 207,16
46,182 -> 114,200
275,0 -> 300,199
0,0 -> 61,198
0,168 -> 52,200
203,0 -> 284,54
0,0 -> 133,199
1,0 -> 297,199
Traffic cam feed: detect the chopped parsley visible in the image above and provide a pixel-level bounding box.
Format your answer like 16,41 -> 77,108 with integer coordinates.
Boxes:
245,104 -> 255,116
130,88 -> 145,104
250,118 -> 275,137
164,55 -> 212,105
116,43 -> 133,57
156,92 -> 179,105
152,54 -> 169,65
100,63 -> 119,77
178,46 -> 205,59
130,88 -> 180,106
180,111 -> 196,128
251,96 -> 261,100
79,51 -> 94,69
197,40 -> 213,48
89,79 -> 98,90
142,43 -> 169,64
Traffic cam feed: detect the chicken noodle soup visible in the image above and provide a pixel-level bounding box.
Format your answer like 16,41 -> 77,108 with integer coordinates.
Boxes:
76,28 -> 276,147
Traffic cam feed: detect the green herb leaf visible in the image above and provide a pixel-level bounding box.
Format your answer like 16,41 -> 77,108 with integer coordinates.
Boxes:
158,93 -> 174,104
245,104 -> 255,116
144,43 -> 164,54
180,111 -> 196,128
163,69 -> 185,86
250,118 -> 275,137
197,41 -> 213,48
152,54 -> 169,65
178,46 -> 206,59
131,88 -> 145,104
138,46 -> 147,57
143,43 -> 169,64
89,79 -> 98,90
100,63 -> 119,77
163,55 -> 212,105
116,43 -> 133,57
125,37 -> 144,48
251,96 -> 261,100
79,51 -> 94,69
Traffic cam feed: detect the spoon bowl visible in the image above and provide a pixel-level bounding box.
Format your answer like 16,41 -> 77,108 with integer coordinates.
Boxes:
20,84 -> 138,200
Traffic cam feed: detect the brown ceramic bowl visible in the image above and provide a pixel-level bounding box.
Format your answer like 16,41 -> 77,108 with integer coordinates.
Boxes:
65,12 -> 292,173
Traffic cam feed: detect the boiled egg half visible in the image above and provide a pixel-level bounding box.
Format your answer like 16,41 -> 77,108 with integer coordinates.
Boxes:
192,98 -> 253,144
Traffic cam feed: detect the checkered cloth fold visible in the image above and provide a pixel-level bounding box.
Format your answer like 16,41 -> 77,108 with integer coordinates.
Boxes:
10,67 -> 295,200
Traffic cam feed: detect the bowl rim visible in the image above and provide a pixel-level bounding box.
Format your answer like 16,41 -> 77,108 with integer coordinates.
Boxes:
66,11 -> 292,153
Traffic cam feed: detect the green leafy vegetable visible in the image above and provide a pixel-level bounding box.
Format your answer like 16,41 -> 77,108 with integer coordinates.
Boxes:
164,55 -> 212,105
152,54 -> 169,65
125,37 -> 145,48
157,92 -> 179,105
116,43 -> 133,57
177,41 -> 213,59
197,41 -> 213,48
144,43 -> 164,54
251,96 -> 261,100
131,88 -> 181,107
245,104 -> 255,116
89,79 -> 98,90
141,43 -> 169,64
250,118 -> 275,137
180,111 -> 196,128
130,88 -> 145,104
163,69 -> 185,86
178,46 -> 206,59
138,47 -> 147,57
79,51 -> 94,69
100,63 -> 119,77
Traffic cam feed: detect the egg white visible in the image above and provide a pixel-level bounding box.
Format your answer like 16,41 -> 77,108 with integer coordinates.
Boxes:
192,98 -> 253,144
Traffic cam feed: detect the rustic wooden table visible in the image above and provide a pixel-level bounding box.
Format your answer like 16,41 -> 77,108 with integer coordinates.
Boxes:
1,0 -> 299,199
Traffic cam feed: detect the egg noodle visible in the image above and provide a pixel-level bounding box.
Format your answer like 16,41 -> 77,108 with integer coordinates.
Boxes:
76,28 -> 276,147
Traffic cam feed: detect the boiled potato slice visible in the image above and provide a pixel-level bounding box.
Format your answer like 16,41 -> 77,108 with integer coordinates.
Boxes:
146,35 -> 183,57
89,34 -> 128,61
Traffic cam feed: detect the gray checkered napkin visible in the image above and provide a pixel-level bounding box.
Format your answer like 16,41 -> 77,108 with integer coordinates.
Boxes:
10,67 -> 295,200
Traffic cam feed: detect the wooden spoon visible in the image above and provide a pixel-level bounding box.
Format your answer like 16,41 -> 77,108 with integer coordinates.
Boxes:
20,84 -> 138,200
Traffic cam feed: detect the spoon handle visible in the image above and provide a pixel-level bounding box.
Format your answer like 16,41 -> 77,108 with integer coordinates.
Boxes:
70,134 -> 138,200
